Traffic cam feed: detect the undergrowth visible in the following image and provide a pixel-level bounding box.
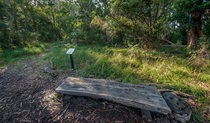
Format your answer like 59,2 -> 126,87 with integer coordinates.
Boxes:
1,42 -> 210,122
43,43 -> 210,122
0,42 -> 49,68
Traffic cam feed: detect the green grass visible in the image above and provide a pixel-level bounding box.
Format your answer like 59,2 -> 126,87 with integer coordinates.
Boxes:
1,42 -> 210,121
0,42 -> 49,68
43,43 -> 209,121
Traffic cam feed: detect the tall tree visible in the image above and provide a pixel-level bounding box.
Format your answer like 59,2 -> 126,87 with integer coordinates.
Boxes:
108,0 -> 172,46
173,0 -> 210,49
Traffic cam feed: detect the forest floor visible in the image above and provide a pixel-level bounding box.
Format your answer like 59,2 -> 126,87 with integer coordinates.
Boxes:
0,57 -> 175,123
0,55 -> 179,123
0,43 -> 210,122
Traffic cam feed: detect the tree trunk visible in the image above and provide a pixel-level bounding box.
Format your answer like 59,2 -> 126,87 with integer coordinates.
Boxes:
187,0 -> 205,49
187,28 -> 199,49
105,29 -> 109,42
134,34 -> 139,45
55,0 -> 60,10
5,0 -> 10,5
187,11 -> 203,49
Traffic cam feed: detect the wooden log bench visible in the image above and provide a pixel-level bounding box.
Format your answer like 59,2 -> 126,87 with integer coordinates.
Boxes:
55,77 -> 171,117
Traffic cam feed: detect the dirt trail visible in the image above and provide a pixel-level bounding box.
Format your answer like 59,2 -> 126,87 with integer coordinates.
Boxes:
0,56 -> 66,123
0,56 -> 178,123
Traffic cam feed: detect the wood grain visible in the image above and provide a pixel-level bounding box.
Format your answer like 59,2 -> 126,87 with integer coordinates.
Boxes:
55,77 -> 171,114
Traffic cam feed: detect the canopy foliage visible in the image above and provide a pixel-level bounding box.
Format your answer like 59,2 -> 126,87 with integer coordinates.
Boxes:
0,0 -> 209,49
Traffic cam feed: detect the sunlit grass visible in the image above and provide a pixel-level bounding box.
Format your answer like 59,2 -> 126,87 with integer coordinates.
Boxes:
44,44 -> 210,95
0,42 -> 49,68
42,43 -> 209,121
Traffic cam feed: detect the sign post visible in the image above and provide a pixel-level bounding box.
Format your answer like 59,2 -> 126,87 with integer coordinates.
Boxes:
66,48 -> 75,71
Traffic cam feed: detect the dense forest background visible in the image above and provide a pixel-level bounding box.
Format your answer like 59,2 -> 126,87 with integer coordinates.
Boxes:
0,0 -> 210,50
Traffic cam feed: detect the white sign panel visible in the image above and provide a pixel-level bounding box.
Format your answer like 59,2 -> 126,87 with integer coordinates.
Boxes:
66,48 -> 75,54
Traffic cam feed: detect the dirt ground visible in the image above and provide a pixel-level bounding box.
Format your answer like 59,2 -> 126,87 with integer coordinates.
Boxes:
0,56 -> 195,123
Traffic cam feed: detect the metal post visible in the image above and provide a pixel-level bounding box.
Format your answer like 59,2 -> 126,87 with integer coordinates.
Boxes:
66,48 -> 75,71
70,54 -> 74,71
